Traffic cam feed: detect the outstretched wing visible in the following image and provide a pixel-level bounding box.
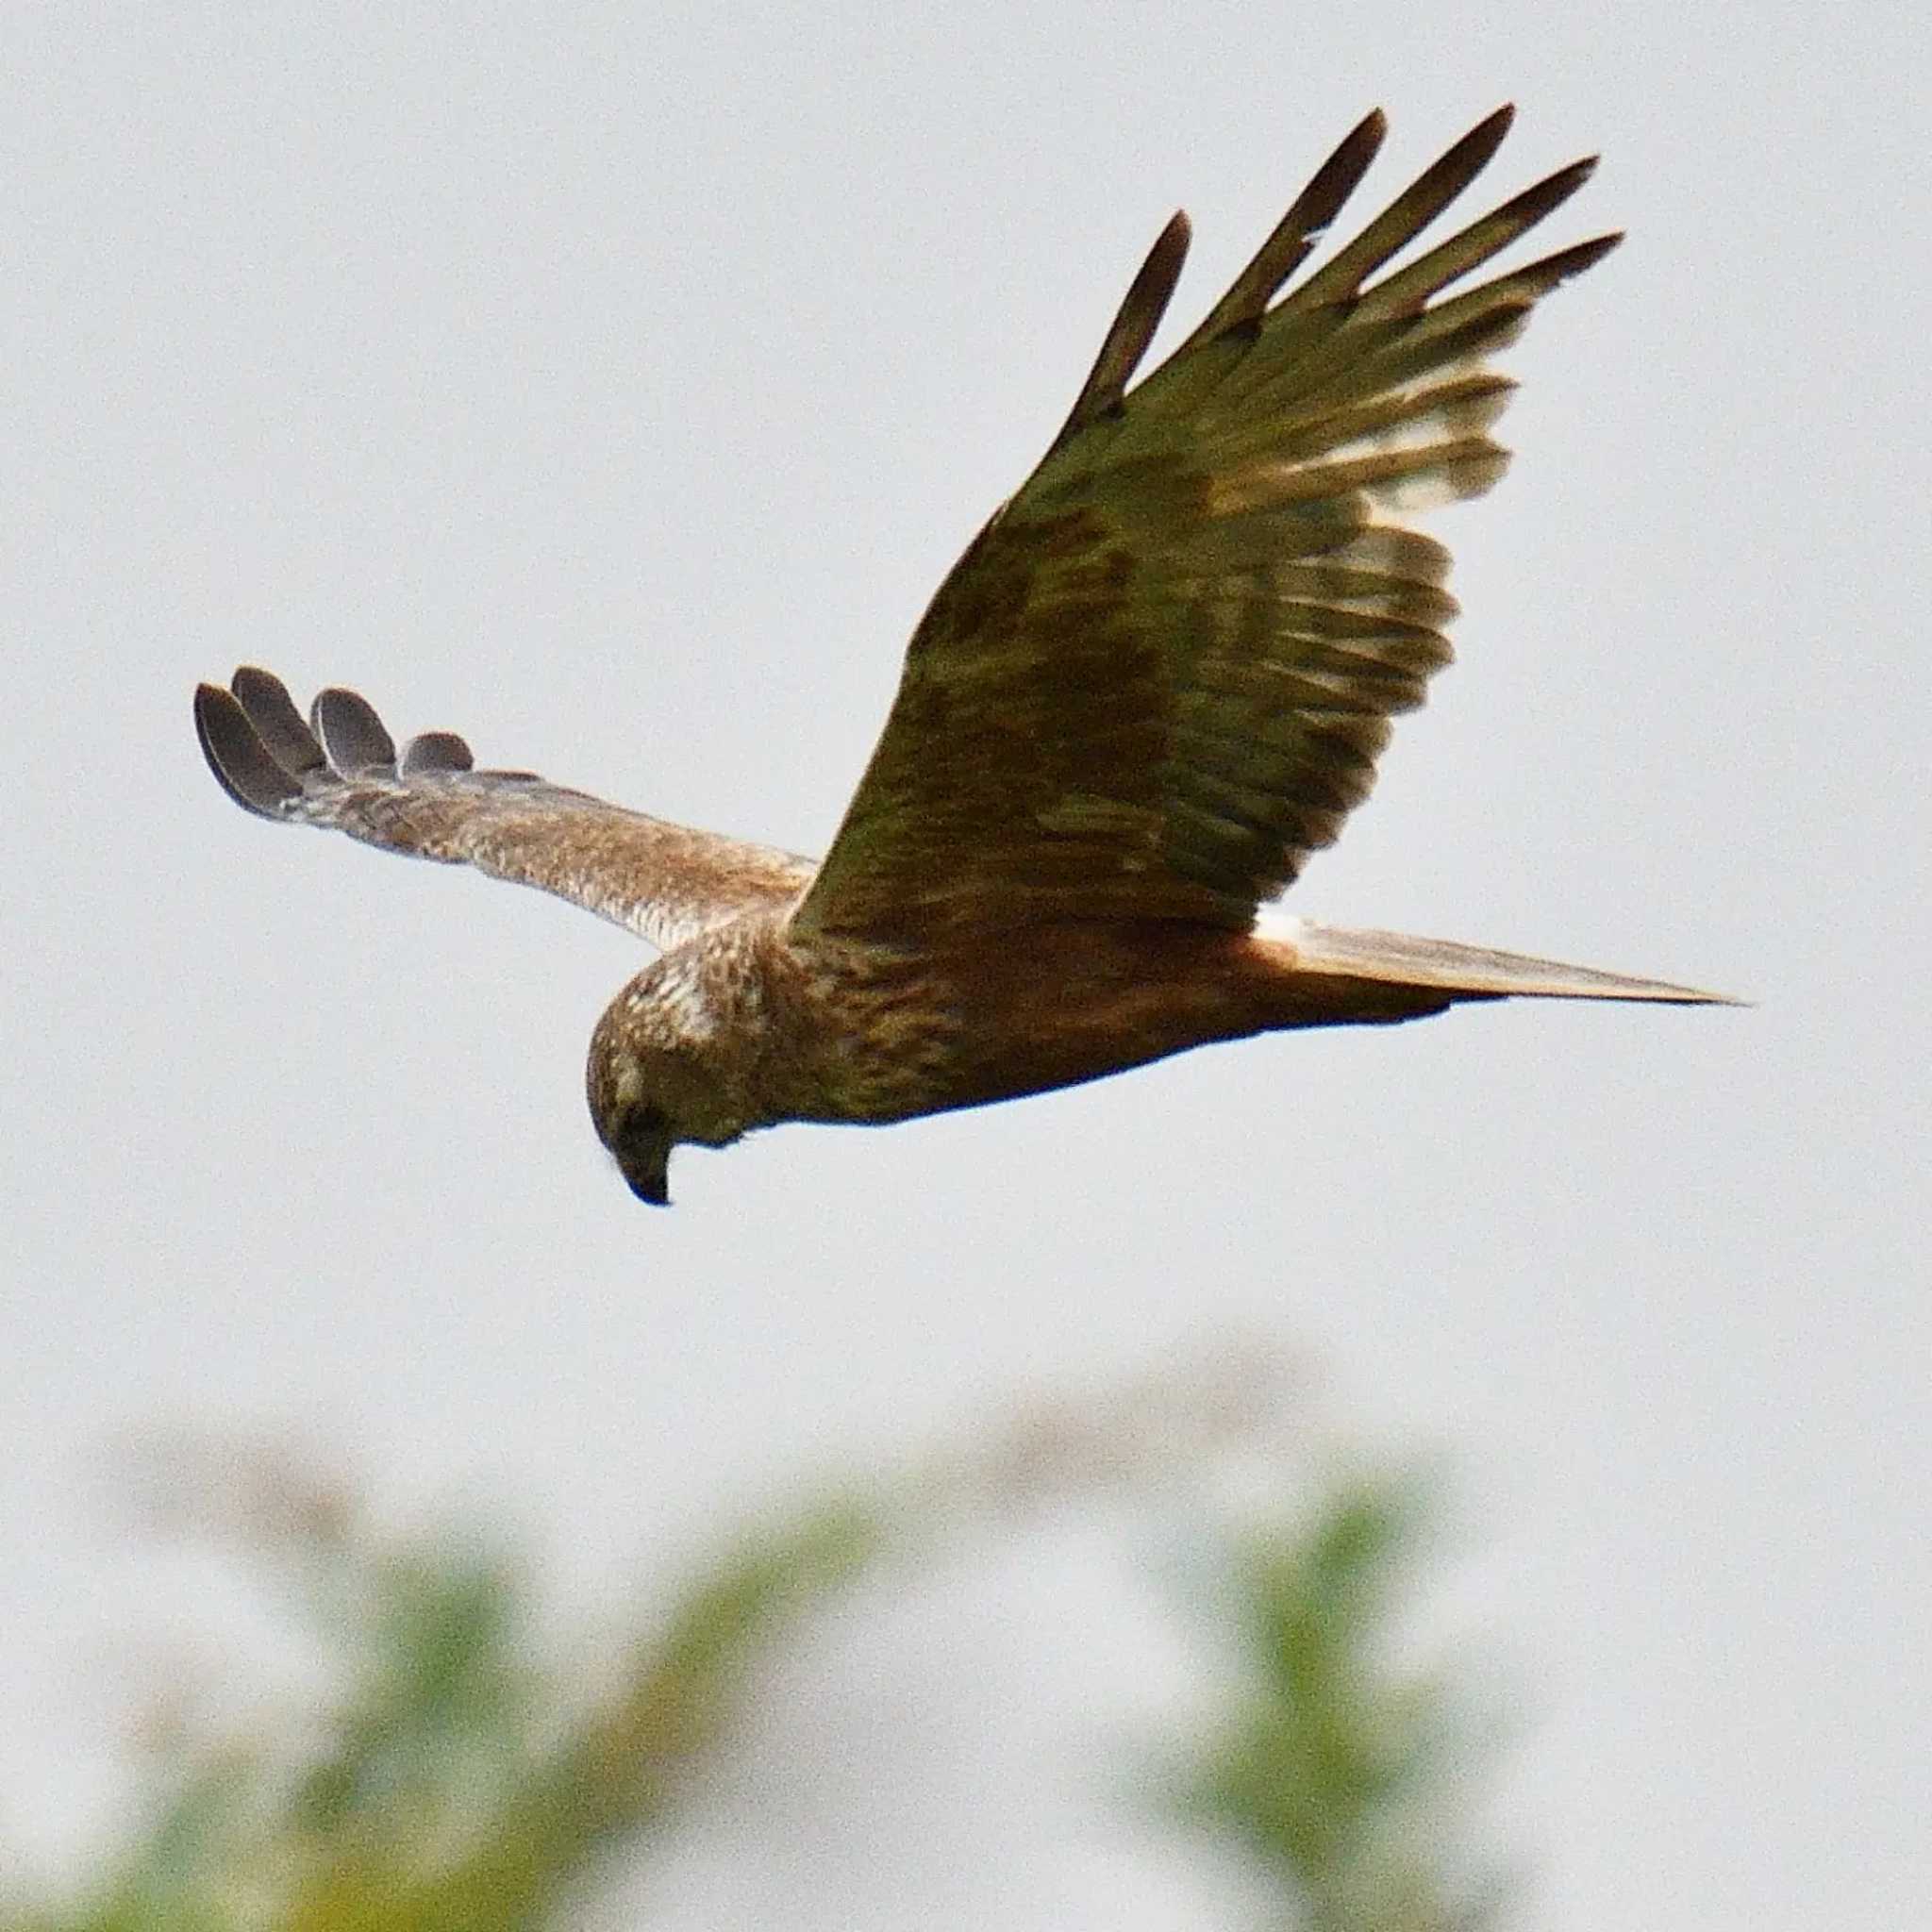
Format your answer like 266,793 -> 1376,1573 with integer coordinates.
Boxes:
195,669 -> 815,950
793,108 -> 1617,943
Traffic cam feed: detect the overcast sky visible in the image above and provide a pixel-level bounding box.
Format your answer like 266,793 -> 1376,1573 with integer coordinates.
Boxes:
3,4 -> 1925,1927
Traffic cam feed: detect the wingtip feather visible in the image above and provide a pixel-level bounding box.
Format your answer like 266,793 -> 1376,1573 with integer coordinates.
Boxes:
1047,208 -> 1193,457
401,729 -> 475,775
231,664 -> 326,777
310,687 -> 397,774
194,682 -> 300,818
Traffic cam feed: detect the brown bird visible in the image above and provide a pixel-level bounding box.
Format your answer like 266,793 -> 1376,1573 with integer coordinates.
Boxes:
195,107 -> 1733,1207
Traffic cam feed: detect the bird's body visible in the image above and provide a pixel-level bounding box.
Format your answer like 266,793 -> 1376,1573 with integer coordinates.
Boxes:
603,916 -> 1450,1135
195,107 -> 1734,1205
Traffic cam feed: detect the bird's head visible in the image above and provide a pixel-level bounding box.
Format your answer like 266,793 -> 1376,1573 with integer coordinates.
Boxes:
586,955 -> 758,1208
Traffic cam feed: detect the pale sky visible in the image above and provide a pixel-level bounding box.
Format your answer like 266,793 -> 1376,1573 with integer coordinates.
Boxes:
3,4 -> 1925,1927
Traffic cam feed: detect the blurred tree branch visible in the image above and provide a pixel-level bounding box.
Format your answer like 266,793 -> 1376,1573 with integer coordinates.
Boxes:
6,1346 -> 1504,1932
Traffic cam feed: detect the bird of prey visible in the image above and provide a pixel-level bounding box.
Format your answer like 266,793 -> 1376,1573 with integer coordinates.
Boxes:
195,107 -> 1731,1207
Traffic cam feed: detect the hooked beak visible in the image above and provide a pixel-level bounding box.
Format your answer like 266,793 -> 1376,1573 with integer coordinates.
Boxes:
624,1155 -> 672,1208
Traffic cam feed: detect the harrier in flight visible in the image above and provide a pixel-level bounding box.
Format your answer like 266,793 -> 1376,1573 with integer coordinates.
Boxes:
196,108 -> 1730,1206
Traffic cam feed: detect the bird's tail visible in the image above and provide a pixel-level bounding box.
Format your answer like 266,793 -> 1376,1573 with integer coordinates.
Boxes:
1260,915 -> 1741,1006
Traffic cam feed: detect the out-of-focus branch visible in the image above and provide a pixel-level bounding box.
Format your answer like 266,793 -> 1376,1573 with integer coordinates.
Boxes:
1187,1474 -> 1504,1931
6,1341 -> 1507,1932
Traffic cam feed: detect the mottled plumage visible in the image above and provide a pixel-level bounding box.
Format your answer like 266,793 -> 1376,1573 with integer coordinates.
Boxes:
195,108 -> 1733,1206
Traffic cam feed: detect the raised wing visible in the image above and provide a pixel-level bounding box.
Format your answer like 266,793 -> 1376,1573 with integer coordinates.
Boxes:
195,669 -> 814,950
793,108 -> 1617,943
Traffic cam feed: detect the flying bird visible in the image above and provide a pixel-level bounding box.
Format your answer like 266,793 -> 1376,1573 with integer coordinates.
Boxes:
195,107 -> 1732,1207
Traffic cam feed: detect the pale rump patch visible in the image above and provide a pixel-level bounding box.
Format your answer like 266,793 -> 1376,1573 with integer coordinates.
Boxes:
1253,907 -> 1308,945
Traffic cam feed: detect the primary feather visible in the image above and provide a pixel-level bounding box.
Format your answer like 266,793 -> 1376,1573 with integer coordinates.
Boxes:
792,107 -> 1620,941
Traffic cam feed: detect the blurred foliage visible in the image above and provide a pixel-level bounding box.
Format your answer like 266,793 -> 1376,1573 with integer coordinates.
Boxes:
1191,1475 -> 1501,1931
4,1373 -> 1502,1931
8,1466 -> 883,1932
